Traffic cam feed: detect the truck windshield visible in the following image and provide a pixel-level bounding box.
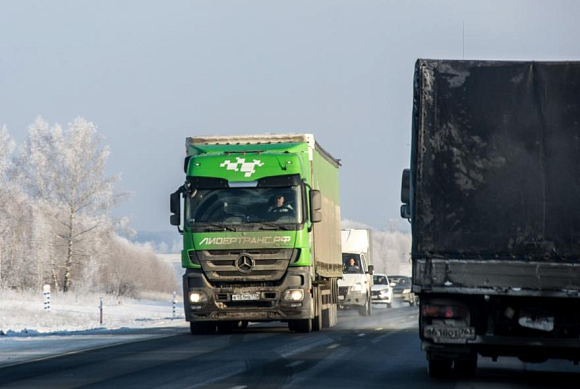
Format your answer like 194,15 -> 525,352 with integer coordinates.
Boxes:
185,185 -> 303,231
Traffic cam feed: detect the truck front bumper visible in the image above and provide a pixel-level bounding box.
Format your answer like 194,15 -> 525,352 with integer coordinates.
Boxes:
338,290 -> 367,307
183,268 -> 313,322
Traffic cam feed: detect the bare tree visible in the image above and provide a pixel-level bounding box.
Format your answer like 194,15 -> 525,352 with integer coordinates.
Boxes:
14,117 -> 120,292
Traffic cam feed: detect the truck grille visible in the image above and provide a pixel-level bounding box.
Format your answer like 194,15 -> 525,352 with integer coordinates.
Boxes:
339,287 -> 349,298
197,249 -> 298,282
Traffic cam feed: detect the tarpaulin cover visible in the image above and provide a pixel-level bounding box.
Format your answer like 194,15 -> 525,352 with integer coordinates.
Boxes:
411,59 -> 580,260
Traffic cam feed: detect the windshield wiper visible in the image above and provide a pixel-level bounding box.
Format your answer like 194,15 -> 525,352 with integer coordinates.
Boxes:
257,222 -> 290,231
202,223 -> 237,232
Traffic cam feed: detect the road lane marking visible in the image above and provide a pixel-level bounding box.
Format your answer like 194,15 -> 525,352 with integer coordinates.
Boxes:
371,331 -> 400,344
282,347 -> 350,388
357,333 -> 366,337
279,337 -> 333,358
327,343 -> 340,349
286,360 -> 305,368
229,386 -> 247,389
375,327 -> 384,331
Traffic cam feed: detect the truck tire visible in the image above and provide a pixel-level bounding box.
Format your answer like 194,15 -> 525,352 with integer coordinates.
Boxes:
190,321 -> 216,335
217,321 -> 235,334
454,357 -> 478,377
312,314 -> 322,331
428,359 -> 452,378
358,295 -> 372,316
312,286 -> 322,331
322,303 -> 338,328
293,319 -> 312,333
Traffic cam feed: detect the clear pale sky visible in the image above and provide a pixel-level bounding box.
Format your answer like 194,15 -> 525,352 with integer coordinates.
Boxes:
2,0 -> 580,232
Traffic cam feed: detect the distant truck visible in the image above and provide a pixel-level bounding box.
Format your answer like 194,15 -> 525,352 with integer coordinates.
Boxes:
338,229 -> 374,315
401,60 -> 580,377
171,134 -> 342,334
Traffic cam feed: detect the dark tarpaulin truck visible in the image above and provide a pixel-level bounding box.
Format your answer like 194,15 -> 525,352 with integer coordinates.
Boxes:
401,59 -> 580,377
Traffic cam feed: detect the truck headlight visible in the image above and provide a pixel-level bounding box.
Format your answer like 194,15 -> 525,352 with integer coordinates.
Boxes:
403,289 -> 411,294
189,292 -> 207,304
284,289 -> 305,302
351,283 -> 362,292
380,289 -> 389,295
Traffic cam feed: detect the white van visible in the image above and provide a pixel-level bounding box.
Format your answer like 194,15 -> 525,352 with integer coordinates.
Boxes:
338,229 -> 374,316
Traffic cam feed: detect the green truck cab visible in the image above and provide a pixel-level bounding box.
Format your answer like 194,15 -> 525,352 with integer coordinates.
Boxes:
170,134 -> 342,334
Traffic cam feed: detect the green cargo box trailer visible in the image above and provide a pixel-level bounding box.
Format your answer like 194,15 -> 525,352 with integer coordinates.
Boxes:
170,134 -> 342,334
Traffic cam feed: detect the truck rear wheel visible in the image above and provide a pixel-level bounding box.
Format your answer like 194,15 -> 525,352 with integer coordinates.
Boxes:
428,359 -> 452,378
190,321 -> 216,335
454,356 -> 478,377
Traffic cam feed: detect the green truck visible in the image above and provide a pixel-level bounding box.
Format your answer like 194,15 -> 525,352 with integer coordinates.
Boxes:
170,134 -> 342,334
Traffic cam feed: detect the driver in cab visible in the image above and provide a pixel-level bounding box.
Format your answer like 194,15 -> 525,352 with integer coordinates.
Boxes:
344,257 -> 361,273
268,194 -> 294,214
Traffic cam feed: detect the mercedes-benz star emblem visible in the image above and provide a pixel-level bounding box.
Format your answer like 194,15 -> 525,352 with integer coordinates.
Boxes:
236,254 -> 254,273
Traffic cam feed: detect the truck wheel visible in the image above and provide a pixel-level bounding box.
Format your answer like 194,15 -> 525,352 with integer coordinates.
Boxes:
312,314 -> 322,331
312,286 -> 322,331
288,321 -> 296,331
190,321 -> 216,335
217,321 -> 234,334
428,359 -> 452,378
239,320 -> 249,329
387,302 -> 392,309
454,357 -> 477,377
294,319 -> 312,333
322,303 -> 338,328
358,296 -> 372,316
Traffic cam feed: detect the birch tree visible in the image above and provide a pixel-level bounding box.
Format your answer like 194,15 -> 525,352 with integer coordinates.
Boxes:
14,117 -> 120,292
0,125 -> 16,288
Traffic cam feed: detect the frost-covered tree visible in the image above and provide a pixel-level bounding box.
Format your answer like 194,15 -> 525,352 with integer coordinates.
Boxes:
0,126 -> 16,287
14,117 -> 120,292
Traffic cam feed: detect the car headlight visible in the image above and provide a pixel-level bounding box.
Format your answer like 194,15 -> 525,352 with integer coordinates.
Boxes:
189,292 -> 208,304
350,283 -> 363,292
379,289 -> 389,295
284,289 -> 305,302
403,289 -> 412,294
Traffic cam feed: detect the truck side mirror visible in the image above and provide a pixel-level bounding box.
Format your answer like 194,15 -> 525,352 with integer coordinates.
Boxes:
401,168 -> 410,204
400,204 -> 411,219
310,189 -> 322,223
183,156 -> 192,174
170,188 -> 183,231
367,265 -> 374,275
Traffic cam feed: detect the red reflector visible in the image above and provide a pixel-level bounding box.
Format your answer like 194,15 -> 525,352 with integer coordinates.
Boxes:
422,304 -> 464,318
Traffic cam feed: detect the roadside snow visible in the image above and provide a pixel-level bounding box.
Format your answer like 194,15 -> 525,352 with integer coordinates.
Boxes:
0,289 -> 188,367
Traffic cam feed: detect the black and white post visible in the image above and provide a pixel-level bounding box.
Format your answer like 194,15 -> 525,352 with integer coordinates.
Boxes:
43,284 -> 51,312
99,297 -> 104,325
172,291 -> 176,320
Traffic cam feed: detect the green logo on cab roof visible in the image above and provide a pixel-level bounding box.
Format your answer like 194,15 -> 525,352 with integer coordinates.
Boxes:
220,157 -> 264,177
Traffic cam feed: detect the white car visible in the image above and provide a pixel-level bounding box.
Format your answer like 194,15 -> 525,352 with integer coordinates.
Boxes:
371,273 -> 392,308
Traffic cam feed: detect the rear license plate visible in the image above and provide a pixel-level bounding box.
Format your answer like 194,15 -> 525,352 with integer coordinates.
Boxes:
232,292 -> 260,301
424,326 -> 476,340
338,295 -> 345,301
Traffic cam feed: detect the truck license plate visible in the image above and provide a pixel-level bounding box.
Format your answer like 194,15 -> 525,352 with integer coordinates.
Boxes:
232,292 -> 260,301
424,326 -> 476,340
